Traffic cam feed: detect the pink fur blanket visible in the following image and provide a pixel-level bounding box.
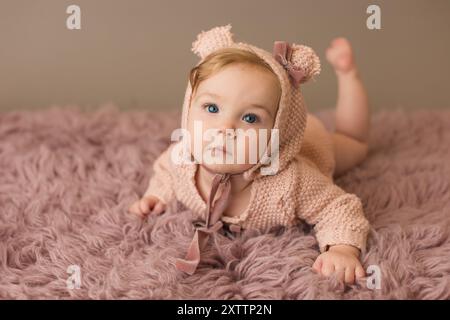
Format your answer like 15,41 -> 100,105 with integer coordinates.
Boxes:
1,104 -> 449,299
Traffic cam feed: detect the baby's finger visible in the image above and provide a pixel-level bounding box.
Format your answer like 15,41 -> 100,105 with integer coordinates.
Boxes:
128,201 -> 141,215
355,265 -> 366,279
321,261 -> 335,277
151,201 -> 166,215
139,198 -> 151,214
129,202 -> 149,220
345,266 -> 356,284
335,266 -> 346,283
312,257 -> 323,273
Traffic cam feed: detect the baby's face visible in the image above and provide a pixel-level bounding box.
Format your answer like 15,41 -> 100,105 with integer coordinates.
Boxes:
187,63 -> 281,174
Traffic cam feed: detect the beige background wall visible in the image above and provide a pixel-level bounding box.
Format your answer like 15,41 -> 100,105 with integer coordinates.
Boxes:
0,0 -> 449,113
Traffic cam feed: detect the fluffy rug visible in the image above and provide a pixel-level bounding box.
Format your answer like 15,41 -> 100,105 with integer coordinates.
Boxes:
0,104 -> 449,300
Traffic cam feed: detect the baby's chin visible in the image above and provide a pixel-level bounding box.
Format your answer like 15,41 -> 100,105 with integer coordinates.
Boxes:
199,162 -> 254,175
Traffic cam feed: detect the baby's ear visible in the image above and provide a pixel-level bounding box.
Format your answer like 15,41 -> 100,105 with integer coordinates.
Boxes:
290,44 -> 321,83
191,24 -> 235,59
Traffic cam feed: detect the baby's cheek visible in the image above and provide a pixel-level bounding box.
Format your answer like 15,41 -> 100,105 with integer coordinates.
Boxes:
251,129 -> 272,162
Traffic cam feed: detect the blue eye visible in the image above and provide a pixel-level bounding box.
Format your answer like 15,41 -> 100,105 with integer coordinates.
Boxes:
205,104 -> 219,113
242,113 -> 258,123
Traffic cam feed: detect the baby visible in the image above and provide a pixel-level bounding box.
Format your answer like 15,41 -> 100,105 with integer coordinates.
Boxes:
129,25 -> 371,284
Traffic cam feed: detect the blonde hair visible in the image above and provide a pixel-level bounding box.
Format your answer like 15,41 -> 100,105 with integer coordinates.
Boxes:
189,48 -> 278,95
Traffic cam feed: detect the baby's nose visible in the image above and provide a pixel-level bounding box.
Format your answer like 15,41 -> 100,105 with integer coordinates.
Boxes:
218,127 -> 237,139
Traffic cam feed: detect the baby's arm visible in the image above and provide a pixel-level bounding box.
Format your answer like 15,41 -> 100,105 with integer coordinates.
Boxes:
294,158 -> 370,284
143,144 -> 176,203
129,144 -> 176,217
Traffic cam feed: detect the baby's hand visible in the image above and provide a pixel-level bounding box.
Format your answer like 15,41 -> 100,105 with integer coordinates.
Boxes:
312,244 -> 365,284
128,194 -> 166,218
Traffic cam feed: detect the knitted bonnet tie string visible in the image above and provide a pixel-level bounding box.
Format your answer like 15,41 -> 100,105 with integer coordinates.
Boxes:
175,172 -> 232,275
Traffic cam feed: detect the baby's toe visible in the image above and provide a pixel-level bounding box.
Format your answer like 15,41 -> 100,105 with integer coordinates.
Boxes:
331,37 -> 350,49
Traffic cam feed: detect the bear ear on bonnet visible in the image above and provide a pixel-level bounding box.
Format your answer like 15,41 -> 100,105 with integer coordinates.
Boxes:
191,24 -> 235,59
191,24 -> 321,87
289,43 -> 321,84
273,41 -> 321,87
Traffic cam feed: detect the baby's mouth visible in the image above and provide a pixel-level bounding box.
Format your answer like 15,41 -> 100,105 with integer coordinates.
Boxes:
208,145 -> 231,156
213,146 -> 227,155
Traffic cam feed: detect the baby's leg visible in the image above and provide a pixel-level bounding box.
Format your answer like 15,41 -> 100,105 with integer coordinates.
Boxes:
326,38 -> 370,177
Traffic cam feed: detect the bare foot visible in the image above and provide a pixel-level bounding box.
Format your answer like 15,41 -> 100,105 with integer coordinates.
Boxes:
326,37 -> 356,75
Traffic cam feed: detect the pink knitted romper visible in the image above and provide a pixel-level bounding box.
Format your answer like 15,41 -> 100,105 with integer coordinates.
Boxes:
144,25 -> 370,275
